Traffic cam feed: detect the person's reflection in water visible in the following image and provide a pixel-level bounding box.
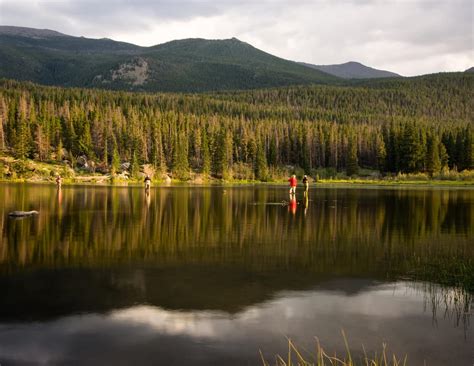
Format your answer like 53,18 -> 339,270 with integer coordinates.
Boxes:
56,184 -> 63,217
56,186 -> 63,208
145,188 -> 151,208
289,193 -> 297,215
303,192 -> 309,216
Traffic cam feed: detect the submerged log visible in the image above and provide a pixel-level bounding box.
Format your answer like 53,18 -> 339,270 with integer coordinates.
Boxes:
8,210 -> 39,218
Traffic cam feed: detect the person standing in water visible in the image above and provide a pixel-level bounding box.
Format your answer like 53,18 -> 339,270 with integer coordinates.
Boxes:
288,174 -> 297,195
302,175 -> 309,195
55,174 -> 62,189
144,175 -> 151,191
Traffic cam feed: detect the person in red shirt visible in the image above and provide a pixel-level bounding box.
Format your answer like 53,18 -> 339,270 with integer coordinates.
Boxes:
288,174 -> 297,195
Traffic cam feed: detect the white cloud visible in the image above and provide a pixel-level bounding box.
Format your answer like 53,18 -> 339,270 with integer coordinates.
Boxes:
0,0 -> 472,75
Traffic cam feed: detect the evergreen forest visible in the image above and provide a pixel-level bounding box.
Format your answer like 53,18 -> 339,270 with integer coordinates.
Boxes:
0,72 -> 472,181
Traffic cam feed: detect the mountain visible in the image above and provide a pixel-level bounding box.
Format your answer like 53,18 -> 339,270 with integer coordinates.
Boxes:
0,26 -> 339,92
0,25 -> 66,38
465,67 -> 474,73
300,61 -> 401,79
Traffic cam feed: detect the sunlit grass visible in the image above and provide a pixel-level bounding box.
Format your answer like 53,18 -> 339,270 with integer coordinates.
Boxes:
261,331 -> 407,366
1,156 -> 473,186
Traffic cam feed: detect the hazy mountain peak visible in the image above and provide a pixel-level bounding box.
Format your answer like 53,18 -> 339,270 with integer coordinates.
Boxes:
300,61 -> 401,79
0,25 -> 66,38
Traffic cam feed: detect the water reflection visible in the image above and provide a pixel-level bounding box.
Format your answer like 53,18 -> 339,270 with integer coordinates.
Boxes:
0,185 -> 472,276
0,184 -> 472,365
0,280 -> 471,366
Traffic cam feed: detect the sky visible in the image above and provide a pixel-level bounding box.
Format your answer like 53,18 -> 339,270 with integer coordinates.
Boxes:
0,0 -> 473,76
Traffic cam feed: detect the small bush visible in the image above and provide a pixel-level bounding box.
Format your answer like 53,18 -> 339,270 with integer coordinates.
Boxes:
314,167 -> 337,179
232,163 -> 254,180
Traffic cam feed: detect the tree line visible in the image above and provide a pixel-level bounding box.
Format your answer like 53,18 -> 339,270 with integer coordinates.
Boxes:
0,75 -> 472,180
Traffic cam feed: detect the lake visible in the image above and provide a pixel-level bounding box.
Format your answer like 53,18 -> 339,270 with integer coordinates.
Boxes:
0,184 -> 472,365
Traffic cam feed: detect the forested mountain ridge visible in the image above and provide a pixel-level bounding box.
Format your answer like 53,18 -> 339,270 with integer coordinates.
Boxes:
0,72 -> 472,181
300,61 -> 400,79
0,26 -> 338,92
210,73 -> 473,123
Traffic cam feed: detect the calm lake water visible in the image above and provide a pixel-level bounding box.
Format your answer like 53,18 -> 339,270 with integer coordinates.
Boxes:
0,183 -> 472,365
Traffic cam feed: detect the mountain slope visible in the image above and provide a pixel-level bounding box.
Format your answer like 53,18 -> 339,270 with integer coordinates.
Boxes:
0,26 -> 339,92
300,61 -> 401,79
465,67 -> 474,73
0,26 -> 142,87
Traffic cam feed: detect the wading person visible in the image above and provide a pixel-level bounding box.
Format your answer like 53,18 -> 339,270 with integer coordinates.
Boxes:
144,175 -> 151,191
302,175 -> 309,195
55,174 -> 62,189
288,174 -> 297,195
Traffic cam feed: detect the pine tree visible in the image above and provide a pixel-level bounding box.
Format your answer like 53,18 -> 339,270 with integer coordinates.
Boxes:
454,132 -> 464,170
426,134 -> 441,177
375,133 -> 387,172
213,128 -> 233,180
346,135 -> 359,176
130,150 -> 140,179
0,96 -> 6,151
56,139 -> 64,161
173,131 -> 190,180
385,123 -> 399,173
246,137 -> 257,167
14,96 -> 31,159
102,125 -> 109,166
34,121 -> 49,161
439,142 -> 449,169
301,134 -> 311,174
255,143 -> 269,181
442,132 -> 456,169
464,127 -> 473,170
201,129 -> 211,176
151,121 -> 165,175
78,120 -> 93,158
0,113 -> 5,152
268,137 -> 277,167
111,143 -> 120,175
400,123 -> 423,173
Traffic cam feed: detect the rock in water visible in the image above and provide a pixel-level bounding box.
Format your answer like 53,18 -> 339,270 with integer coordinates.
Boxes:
8,210 -> 39,218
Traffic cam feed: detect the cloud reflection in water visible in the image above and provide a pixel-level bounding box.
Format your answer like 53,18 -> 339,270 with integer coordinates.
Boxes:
0,281 -> 472,366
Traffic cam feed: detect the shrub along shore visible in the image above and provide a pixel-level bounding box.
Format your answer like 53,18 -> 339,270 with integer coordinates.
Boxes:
1,156 -> 472,186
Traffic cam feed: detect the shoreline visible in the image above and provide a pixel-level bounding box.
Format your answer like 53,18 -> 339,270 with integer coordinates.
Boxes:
1,177 -> 473,188
1,157 -> 473,188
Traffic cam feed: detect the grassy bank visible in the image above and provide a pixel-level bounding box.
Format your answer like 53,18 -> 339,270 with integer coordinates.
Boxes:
0,156 -> 473,187
315,178 -> 474,186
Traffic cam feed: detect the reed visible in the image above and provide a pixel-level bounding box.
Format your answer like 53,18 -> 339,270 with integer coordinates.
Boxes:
260,331 -> 407,366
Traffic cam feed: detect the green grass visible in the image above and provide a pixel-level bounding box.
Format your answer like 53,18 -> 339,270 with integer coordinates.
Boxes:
315,178 -> 474,186
1,156 -> 473,187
